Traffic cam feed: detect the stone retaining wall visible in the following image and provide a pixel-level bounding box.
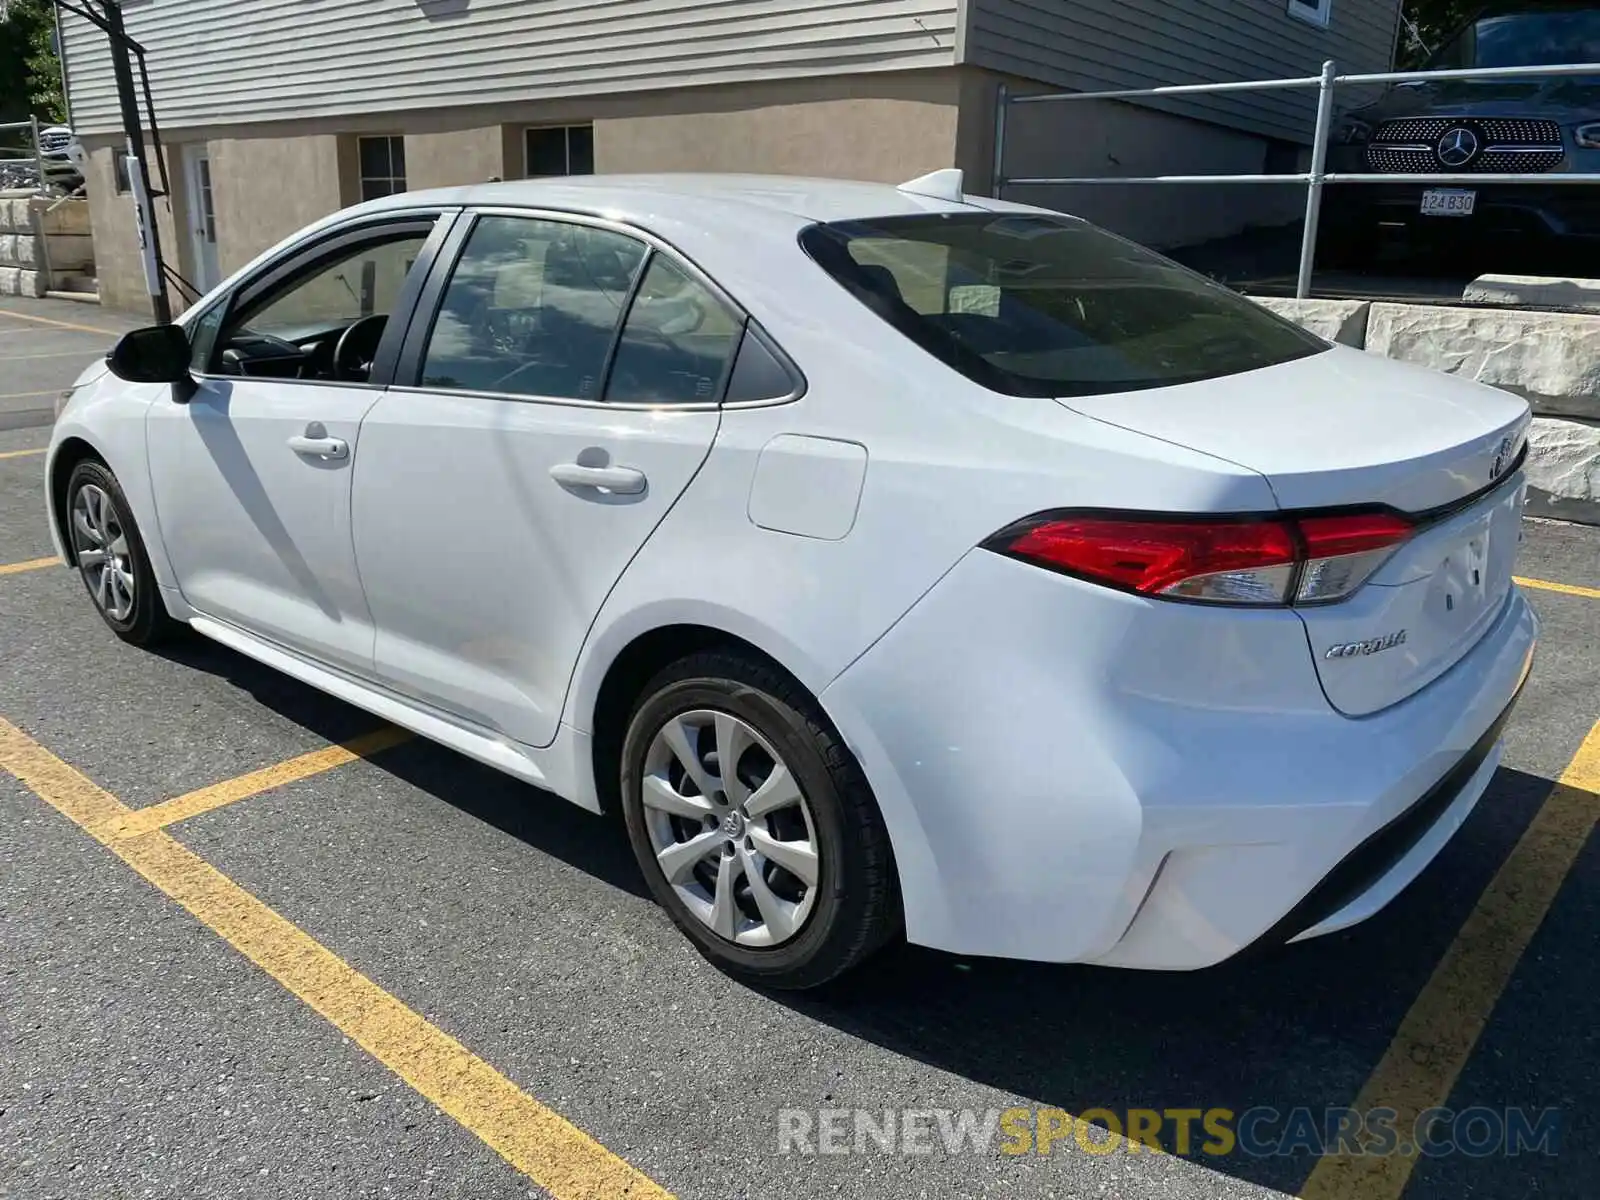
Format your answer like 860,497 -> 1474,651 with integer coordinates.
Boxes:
1252,296 -> 1600,526
0,191 -> 94,298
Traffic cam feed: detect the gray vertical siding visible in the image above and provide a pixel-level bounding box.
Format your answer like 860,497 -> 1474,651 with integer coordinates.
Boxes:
62,0 -> 960,136
965,0 -> 1401,141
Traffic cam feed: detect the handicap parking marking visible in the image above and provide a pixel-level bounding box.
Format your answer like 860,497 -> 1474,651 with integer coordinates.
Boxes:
0,714 -> 678,1200
98,726 -> 414,839
1299,718 -> 1600,1200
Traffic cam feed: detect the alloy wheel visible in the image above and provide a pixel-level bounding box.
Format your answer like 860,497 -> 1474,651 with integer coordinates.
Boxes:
71,483 -> 136,623
641,709 -> 821,948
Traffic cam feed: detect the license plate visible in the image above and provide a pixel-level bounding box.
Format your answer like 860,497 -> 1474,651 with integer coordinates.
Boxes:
1420,189 -> 1476,217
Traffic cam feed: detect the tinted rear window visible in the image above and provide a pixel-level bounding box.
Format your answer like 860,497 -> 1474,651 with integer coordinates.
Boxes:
799,212 -> 1326,398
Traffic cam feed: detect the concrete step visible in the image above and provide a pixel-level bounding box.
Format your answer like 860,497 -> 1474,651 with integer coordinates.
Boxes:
52,270 -> 98,294
1464,274 -> 1600,314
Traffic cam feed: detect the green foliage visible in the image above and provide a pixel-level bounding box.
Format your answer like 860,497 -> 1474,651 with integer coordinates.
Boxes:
0,0 -> 65,125
1398,0 -> 1478,68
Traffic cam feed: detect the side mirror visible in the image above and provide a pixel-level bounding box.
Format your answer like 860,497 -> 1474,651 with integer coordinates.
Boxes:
107,324 -> 192,385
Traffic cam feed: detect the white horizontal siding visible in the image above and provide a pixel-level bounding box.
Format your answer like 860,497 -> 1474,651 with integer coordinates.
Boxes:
967,0 -> 1400,142
63,0 -> 959,135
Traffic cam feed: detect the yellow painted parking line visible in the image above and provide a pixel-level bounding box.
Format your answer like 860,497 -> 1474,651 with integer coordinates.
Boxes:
0,447 -> 47,460
0,350 -> 98,361
0,308 -> 121,336
99,726 -> 414,840
1516,575 -> 1600,601
0,556 -> 59,576
0,388 -> 61,400
1300,718 -> 1600,1200
0,715 -> 675,1200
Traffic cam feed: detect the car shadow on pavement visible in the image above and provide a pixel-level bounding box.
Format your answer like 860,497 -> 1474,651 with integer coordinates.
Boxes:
150,636 -> 1573,1196
150,635 -> 650,900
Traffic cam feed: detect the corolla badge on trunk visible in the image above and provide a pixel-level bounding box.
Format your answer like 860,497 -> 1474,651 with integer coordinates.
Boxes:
1325,630 -> 1408,659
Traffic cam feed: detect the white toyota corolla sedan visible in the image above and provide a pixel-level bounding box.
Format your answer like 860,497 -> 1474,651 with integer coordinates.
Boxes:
46,170 -> 1537,989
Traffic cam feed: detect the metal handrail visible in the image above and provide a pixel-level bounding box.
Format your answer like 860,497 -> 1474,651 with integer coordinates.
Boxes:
0,116 -> 47,190
1005,173 -> 1600,185
995,59 -> 1600,298
1010,74 -> 1327,102
1011,59 -> 1600,101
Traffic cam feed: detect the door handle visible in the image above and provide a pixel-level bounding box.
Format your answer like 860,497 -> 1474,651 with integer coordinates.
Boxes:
549,462 -> 647,495
288,435 -> 349,460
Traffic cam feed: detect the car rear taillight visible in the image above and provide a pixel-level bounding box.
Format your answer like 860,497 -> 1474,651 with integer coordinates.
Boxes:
1293,513 -> 1413,603
984,511 -> 1412,606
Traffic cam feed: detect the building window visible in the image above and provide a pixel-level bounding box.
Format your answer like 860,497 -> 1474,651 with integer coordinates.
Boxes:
524,125 -> 594,177
1286,0 -> 1331,27
358,135 -> 408,201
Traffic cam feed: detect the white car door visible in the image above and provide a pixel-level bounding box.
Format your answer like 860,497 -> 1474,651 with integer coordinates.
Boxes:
147,214 -> 449,675
350,212 -> 747,748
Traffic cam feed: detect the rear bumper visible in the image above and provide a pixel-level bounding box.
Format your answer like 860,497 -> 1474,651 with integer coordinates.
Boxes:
821,551 -> 1538,968
1257,674 -> 1522,949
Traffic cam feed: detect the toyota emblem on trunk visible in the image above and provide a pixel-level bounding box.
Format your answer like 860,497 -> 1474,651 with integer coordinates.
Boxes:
1491,436 -> 1514,480
1436,127 -> 1480,167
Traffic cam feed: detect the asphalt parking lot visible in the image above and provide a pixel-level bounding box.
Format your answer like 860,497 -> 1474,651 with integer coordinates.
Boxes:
0,295 -> 1596,1200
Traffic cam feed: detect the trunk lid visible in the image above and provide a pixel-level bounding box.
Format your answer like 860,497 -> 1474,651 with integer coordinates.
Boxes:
1060,347 -> 1532,715
1294,474 -> 1527,714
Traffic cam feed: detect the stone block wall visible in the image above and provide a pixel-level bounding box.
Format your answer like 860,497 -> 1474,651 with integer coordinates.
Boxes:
0,192 -> 95,296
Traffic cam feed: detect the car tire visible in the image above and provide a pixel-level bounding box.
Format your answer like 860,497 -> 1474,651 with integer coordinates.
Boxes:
65,459 -> 184,647
620,650 -> 900,990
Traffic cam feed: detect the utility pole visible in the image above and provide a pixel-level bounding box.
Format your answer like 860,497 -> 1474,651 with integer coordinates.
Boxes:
52,0 -> 173,323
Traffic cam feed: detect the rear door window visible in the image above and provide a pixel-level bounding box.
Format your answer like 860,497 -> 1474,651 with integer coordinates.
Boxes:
800,212 -> 1326,397
419,215 -> 646,401
605,255 -> 743,405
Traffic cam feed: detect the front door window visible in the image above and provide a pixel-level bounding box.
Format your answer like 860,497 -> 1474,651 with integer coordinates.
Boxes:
204,228 -> 431,384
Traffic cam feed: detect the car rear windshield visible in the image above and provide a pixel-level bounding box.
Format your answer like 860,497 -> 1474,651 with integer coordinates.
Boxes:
799,212 -> 1327,398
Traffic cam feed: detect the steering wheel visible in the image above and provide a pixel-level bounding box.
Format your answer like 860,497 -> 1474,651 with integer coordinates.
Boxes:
334,314 -> 389,382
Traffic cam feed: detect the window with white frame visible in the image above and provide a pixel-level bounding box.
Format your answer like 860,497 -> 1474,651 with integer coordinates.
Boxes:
1286,0 -> 1331,27
524,125 -> 595,177
358,135 -> 408,201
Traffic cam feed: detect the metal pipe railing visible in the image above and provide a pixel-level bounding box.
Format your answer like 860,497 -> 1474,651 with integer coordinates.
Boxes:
0,116 -> 39,169
0,117 -> 47,186
1010,74 -> 1327,102
994,58 -> 1600,299
1336,60 -> 1600,84
1297,61 -> 1339,303
1004,173 -> 1600,185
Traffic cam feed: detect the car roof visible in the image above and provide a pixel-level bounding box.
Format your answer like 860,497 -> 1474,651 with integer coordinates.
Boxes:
347,173 -> 981,230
